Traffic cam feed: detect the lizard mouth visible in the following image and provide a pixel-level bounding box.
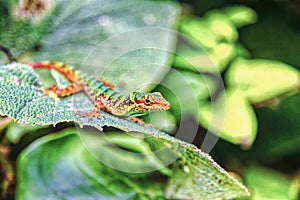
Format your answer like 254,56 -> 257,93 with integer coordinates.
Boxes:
149,101 -> 171,111
163,101 -> 171,109
152,99 -> 171,110
157,102 -> 171,110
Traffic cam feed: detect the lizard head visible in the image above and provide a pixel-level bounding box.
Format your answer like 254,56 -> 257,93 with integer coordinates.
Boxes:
128,92 -> 170,116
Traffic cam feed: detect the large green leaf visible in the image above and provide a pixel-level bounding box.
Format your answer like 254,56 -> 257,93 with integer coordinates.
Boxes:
17,129 -> 166,200
17,128 -> 250,199
199,89 -> 257,148
226,58 -> 300,103
1,0 -> 179,91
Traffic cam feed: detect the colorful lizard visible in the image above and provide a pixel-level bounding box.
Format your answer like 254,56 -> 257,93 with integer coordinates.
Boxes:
30,61 -> 170,124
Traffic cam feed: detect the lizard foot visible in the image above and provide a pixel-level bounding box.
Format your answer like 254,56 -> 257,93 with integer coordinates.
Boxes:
75,110 -> 104,120
130,116 -> 154,128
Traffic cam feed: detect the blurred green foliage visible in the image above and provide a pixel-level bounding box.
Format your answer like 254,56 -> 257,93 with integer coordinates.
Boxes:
163,5 -> 300,148
235,165 -> 299,200
174,1 -> 300,199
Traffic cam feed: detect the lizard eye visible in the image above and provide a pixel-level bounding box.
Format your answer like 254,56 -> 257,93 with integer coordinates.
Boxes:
144,98 -> 151,105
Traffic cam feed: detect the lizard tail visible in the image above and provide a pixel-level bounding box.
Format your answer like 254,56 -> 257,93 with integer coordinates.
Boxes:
30,61 -> 79,83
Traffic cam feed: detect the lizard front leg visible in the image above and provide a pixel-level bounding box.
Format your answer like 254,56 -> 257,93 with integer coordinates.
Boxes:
75,107 -> 104,120
130,116 -> 154,127
75,95 -> 107,119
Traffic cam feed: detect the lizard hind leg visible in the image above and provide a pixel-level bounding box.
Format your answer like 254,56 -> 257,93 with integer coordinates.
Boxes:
44,82 -> 84,97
